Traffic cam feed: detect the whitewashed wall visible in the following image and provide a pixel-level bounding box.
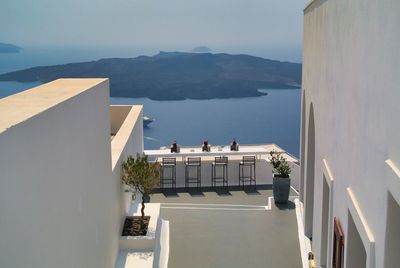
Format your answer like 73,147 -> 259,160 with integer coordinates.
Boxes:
153,219 -> 170,268
303,0 -> 400,267
110,106 -> 132,135
0,80 -> 120,268
109,105 -> 144,233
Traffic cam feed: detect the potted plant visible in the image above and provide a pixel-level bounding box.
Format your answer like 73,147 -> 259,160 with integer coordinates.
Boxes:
269,151 -> 291,203
121,154 -> 160,235
202,140 -> 211,152
230,138 -> 239,151
170,140 -> 180,153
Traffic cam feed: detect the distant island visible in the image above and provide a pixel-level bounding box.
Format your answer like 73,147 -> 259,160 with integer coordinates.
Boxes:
0,52 -> 302,100
192,46 -> 212,53
0,43 -> 23,53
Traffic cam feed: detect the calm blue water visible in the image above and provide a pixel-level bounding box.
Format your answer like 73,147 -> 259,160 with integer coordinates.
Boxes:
0,81 -> 42,98
111,90 -> 301,157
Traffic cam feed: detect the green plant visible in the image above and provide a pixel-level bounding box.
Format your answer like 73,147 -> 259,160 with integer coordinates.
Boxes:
269,150 -> 291,178
275,161 -> 291,178
121,154 -> 160,229
269,150 -> 285,169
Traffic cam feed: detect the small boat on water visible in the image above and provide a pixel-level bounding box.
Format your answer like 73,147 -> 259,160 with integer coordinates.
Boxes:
143,116 -> 154,127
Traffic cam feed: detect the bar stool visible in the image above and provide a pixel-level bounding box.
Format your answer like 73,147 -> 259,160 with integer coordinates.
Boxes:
239,156 -> 256,189
185,157 -> 201,190
211,156 -> 228,190
160,157 -> 176,191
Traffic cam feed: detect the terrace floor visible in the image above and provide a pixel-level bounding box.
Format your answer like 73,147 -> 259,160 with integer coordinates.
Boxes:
150,186 -> 302,268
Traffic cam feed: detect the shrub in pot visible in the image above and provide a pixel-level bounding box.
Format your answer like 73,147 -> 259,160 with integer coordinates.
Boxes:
121,154 -> 160,235
230,138 -> 239,151
202,140 -> 211,152
170,140 -> 180,153
269,151 -> 291,204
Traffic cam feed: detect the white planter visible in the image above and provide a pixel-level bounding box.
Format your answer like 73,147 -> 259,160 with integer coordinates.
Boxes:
119,203 -> 161,251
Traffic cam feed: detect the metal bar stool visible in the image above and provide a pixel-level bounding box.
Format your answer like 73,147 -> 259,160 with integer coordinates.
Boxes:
211,156 -> 228,190
185,157 -> 201,190
239,156 -> 256,189
160,157 -> 176,191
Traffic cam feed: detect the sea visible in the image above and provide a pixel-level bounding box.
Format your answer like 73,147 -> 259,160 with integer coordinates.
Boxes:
0,48 -> 301,157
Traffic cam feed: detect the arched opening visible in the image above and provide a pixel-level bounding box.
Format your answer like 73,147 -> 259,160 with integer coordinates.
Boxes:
300,90 -> 306,202
304,102 -> 315,238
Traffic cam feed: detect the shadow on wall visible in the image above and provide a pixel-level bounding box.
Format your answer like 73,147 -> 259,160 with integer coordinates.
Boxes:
304,102 -> 315,238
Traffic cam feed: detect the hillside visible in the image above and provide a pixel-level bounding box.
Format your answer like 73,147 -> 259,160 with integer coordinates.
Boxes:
0,52 -> 302,100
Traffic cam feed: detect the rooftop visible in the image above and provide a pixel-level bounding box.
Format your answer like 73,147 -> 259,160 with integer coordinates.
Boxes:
0,78 -> 108,134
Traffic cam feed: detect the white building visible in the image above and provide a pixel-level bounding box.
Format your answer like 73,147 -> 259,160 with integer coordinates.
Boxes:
300,0 -> 400,267
0,79 -> 144,268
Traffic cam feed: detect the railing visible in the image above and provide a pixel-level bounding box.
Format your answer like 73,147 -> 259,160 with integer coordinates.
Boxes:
144,145 -> 272,161
144,144 -> 300,190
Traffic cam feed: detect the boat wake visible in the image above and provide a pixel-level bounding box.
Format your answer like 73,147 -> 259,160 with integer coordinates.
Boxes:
144,136 -> 160,142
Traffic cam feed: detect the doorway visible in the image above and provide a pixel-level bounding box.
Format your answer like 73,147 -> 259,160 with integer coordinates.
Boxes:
332,218 -> 344,268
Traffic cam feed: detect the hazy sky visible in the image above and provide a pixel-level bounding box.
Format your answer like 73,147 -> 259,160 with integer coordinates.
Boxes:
1,0 -> 307,61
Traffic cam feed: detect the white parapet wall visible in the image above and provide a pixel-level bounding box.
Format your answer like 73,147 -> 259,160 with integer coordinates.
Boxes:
153,219 -> 170,268
110,105 -> 134,136
110,105 -> 144,170
145,144 -> 300,190
0,79 -> 122,268
109,104 -> 145,233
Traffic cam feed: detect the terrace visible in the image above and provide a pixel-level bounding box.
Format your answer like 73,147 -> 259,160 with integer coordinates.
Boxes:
107,86 -> 306,268
118,143 -> 308,268
150,187 -> 302,268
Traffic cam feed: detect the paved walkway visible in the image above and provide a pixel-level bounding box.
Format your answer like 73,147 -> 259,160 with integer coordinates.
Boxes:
150,187 -> 302,268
